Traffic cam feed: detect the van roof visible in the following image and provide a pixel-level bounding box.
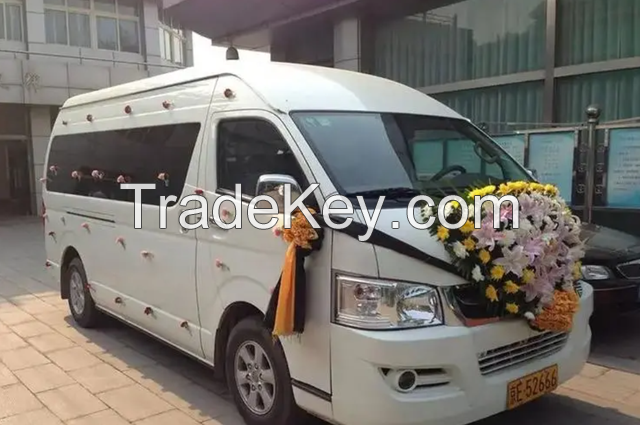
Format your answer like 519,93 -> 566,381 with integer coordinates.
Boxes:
61,61 -> 464,119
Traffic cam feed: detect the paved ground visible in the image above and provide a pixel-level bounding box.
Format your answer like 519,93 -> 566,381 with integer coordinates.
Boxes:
0,218 -> 640,425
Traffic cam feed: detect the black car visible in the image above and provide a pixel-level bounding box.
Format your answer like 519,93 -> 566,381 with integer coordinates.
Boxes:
581,223 -> 640,315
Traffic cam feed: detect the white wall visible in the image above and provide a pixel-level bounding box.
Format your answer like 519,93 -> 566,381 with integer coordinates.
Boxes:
0,0 -> 191,105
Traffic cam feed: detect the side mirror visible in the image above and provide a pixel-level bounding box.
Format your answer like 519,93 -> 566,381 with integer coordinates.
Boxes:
526,168 -> 538,179
255,174 -> 302,213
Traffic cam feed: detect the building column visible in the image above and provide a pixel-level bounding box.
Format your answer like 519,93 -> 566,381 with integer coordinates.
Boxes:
142,1 -> 163,74
25,0 -> 46,47
333,17 -> 361,71
30,106 -> 52,216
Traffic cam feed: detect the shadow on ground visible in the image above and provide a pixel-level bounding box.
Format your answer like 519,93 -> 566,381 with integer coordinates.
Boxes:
590,312 -> 640,375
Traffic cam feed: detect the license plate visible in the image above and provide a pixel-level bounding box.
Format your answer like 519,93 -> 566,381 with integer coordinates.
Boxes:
507,364 -> 558,409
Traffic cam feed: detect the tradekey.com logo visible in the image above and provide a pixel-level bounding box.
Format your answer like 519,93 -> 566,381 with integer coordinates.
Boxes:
121,183 -> 520,243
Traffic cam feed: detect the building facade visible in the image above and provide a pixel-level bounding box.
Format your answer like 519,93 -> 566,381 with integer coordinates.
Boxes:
0,0 -> 193,217
165,0 -> 640,134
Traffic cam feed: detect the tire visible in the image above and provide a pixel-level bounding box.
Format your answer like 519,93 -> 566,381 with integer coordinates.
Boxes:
225,316 -> 301,425
64,257 -> 102,328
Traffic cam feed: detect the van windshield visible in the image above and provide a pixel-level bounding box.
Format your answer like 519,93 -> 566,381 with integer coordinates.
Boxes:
290,112 -> 532,198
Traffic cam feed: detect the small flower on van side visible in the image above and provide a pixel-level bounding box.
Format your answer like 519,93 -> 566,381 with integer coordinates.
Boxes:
49,165 -> 58,175
117,175 -> 126,183
91,170 -> 104,180
157,173 -> 169,187
272,225 -> 283,238
71,170 -> 82,180
39,177 -> 48,183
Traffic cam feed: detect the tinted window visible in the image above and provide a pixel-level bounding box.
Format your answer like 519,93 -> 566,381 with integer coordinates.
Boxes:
217,119 -> 309,197
45,123 -> 200,206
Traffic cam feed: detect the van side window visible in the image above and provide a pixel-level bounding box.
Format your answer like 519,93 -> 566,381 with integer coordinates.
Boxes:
216,119 -> 309,197
45,123 -> 200,206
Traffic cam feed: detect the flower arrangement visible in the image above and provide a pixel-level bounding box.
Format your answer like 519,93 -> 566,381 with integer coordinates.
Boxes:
265,208 -> 324,338
422,181 -> 585,332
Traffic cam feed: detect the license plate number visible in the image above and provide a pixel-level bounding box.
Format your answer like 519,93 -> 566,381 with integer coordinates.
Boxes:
507,365 -> 558,409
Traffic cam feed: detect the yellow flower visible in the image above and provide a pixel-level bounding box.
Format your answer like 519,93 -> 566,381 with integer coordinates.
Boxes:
504,280 -> 520,294
449,200 -> 460,208
437,226 -> 449,241
483,185 -> 496,195
505,303 -> 519,314
478,249 -> 491,264
485,285 -> 499,302
529,182 -> 545,192
497,183 -> 511,195
522,268 -> 535,284
513,181 -> 528,191
468,185 -> 496,199
490,265 -> 505,281
463,237 -> 476,251
572,262 -> 582,279
543,184 -> 558,196
460,221 -> 475,234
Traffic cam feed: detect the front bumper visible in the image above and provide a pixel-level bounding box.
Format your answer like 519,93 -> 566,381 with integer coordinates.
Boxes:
330,283 -> 594,425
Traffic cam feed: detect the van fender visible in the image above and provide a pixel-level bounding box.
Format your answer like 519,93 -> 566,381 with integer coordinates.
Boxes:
211,276 -> 270,328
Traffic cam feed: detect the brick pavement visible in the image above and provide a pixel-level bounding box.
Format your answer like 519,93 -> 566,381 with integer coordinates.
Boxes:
0,218 -> 639,425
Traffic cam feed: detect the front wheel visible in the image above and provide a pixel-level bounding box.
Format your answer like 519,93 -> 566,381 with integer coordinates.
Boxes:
225,316 -> 301,425
65,258 -> 102,328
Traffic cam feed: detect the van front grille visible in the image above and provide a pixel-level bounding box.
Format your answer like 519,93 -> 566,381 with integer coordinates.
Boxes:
477,332 -> 568,376
574,280 -> 583,296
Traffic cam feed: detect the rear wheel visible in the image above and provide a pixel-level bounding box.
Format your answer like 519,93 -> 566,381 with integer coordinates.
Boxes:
225,316 -> 301,425
65,258 -> 102,328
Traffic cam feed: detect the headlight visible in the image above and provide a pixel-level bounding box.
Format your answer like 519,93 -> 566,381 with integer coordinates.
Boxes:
334,275 -> 443,330
581,265 -> 611,280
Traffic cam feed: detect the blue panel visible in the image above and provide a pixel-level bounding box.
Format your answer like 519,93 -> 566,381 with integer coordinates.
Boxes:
528,132 -> 575,203
492,135 -> 526,165
606,128 -> 640,207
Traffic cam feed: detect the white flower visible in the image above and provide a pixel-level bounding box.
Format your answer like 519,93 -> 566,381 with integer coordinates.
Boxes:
524,312 -> 535,320
498,230 -> 516,247
471,265 -> 484,282
421,205 -> 433,218
452,241 -> 468,259
444,202 -> 455,217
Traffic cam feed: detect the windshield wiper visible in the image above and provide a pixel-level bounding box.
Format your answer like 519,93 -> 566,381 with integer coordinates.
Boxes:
345,187 -> 422,199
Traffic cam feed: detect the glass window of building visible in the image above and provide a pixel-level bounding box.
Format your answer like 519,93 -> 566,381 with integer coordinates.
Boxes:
0,0 -> 23,41
158,6 -> 186,64
433,82 -> 544,135
374,0 -> 547,87
44,0 -> 140,53
557,0 -> 640,66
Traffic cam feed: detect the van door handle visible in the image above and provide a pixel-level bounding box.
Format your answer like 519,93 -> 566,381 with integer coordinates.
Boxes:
209,216 -> 229,231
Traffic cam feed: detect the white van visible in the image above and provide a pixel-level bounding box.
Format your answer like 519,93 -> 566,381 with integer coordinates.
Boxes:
42,61 -> 593,425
